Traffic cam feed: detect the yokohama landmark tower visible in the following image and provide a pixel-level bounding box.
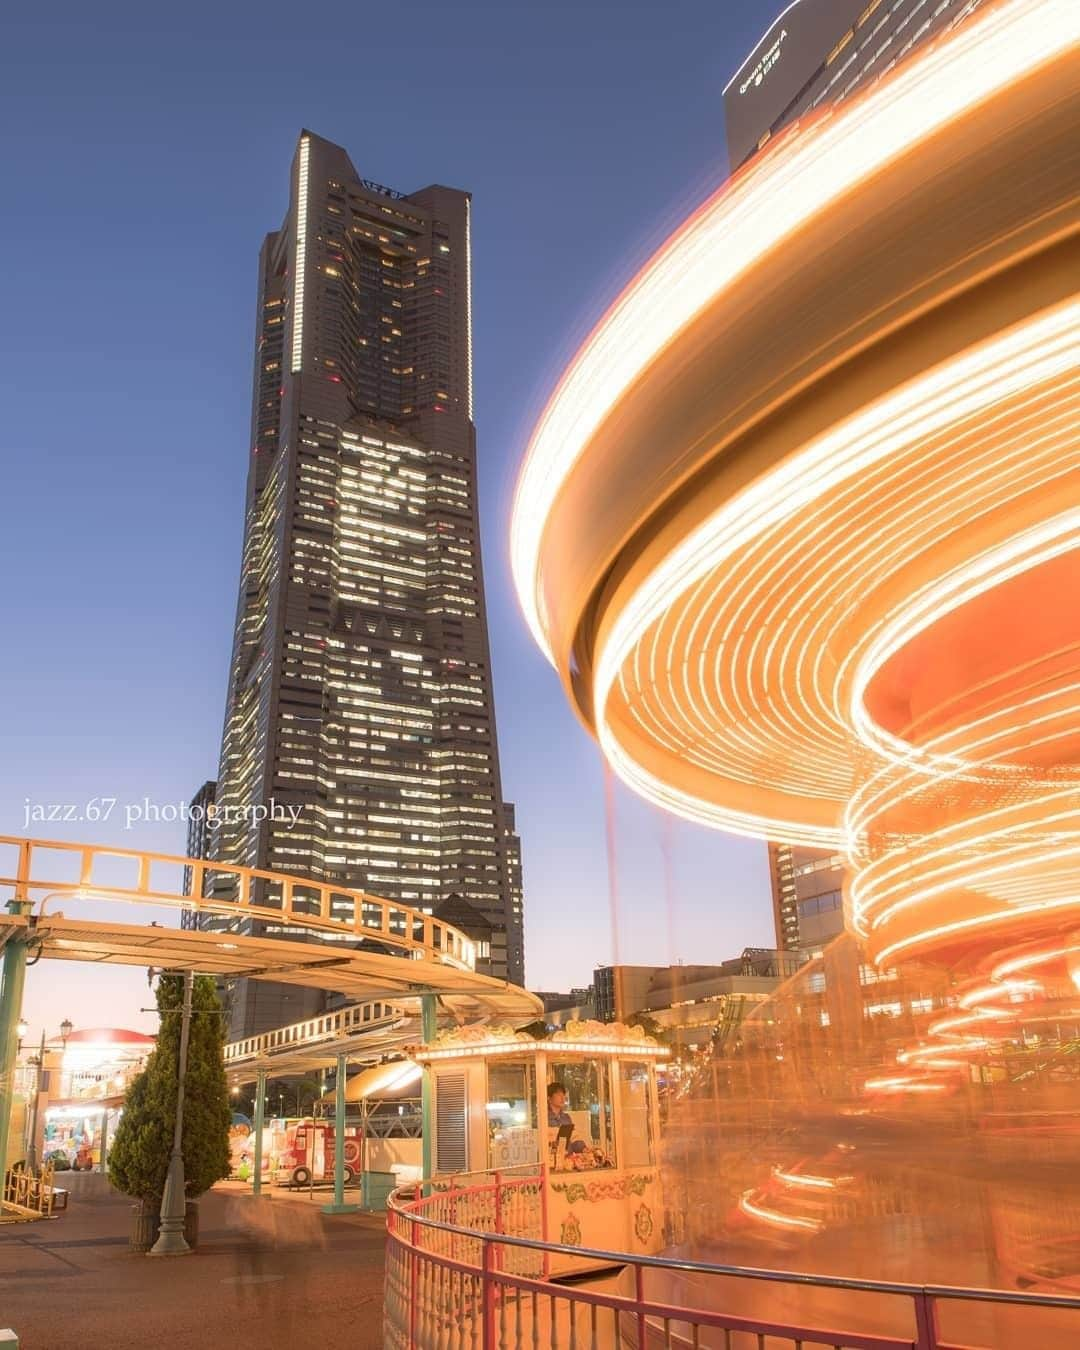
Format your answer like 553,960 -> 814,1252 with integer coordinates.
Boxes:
213,131 -> 523,1035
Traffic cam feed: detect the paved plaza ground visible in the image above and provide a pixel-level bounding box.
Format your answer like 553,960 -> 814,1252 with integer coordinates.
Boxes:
0,1175 -> 387,1349
6,1176 -> 1079,1349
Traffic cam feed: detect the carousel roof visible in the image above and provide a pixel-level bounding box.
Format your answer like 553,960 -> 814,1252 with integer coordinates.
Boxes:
408,1019 -> 670,1063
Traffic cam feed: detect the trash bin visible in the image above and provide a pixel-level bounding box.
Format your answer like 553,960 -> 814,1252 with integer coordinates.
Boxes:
361,1171 -> 397,1211
129,1200 -> 199,1252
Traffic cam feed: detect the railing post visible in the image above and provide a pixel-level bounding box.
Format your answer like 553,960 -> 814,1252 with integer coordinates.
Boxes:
481,1238 -> 497,1350
635,1262 -> 647,1349
15,839 -> 31,900
913,1291 -> 939,1350
539,1170 -> 551,1277
420,993 -> 437,1193
449,1178 -> 457,1262
409,1216 -> 419,1350
494,1170 -> 503,1234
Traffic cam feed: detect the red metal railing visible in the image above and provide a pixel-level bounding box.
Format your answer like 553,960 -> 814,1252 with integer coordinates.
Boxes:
418,1172 -> 546,1277
385,1176 -> 1080,1349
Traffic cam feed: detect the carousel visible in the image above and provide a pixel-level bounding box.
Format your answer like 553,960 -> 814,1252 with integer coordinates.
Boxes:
408,1019 -> 668,1267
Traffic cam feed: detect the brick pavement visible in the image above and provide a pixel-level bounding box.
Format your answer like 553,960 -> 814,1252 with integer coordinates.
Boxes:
0,1175 -> 387,1349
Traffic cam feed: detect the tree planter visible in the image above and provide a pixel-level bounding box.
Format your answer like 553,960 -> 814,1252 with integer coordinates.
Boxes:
129,1199 -> 199,1253
111,973 -> 231,1254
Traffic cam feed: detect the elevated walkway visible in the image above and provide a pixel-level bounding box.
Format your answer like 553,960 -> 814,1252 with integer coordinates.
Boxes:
0,835 -> 540,1220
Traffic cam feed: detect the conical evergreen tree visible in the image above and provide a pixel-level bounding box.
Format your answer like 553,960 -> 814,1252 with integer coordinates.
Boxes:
109,974 -> 231,1201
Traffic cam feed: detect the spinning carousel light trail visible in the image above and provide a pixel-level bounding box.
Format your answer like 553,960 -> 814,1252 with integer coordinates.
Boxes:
512,0 -> 1080,1081
739,1190 -> 824,1233
772,1166 -> 853,1191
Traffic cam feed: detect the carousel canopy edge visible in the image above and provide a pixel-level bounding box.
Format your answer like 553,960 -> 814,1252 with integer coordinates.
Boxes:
406,1018 -> 671,1062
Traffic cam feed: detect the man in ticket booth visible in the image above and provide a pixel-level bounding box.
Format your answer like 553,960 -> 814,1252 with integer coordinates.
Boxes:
547,1082 -> 585,1167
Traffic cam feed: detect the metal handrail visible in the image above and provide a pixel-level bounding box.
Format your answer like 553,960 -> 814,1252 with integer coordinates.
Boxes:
428,1163 -> 542,1185
0,834 -> 476,971
386,1183 -> 924,1350
224,999 -> 405,1063
387,1182 -> 1080,1312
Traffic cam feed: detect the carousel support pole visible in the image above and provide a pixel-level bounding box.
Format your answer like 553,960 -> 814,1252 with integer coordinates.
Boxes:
420,993 -> 437,1191
322,1053 -> 358,1214
252,1070 -> 267,1197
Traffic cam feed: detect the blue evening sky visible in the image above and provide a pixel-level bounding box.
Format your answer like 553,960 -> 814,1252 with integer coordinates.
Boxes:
3,0 -> 776,1038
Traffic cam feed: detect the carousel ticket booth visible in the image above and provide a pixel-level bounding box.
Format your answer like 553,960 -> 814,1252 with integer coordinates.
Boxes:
410,1020 -> 668,1270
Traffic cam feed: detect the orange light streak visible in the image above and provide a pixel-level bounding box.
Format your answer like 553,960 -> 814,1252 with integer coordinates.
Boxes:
512,0 -> 1080,1088
739,1190 -> 824,1232
772,1166 -> 853,1190
511,0 -> 1078,663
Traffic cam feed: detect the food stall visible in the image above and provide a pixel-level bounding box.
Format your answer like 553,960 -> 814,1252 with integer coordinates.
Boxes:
409,1020 -> 668,1266
42,1101 -> 122,1170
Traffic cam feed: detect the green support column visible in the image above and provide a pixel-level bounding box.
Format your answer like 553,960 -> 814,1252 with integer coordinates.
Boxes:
0,901 -> 33,1179
420,993 -> 437,1189
252,1070 -> 267,1197
322,1053 -> 358,1214
359,1098 -> 370,1209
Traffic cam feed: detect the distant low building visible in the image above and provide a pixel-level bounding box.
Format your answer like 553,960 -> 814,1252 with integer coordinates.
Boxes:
738,931 -> 952,1054
592,966 -> 659,1024
592,955 -> 802,1023
534,991 -> 572,1013
547,953 -> 805,1053
532,986 -> 595,1014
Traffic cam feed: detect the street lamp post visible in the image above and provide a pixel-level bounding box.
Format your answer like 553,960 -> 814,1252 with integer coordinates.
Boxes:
26,1019 -> 71,1173
252,1070 -> 267,1198
150,969 -> 194,1257
25,1030 -> 45,1172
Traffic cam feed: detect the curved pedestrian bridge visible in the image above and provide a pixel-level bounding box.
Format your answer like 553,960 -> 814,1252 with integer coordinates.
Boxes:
0,834 -> 540,1022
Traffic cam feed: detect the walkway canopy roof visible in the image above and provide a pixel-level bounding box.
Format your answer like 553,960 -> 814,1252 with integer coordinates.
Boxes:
0,913 -> 541,1027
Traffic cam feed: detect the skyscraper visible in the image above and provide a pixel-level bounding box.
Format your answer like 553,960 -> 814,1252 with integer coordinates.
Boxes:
180,780 -> 216,931
212,131 -> 523,1036
724,0 -> 989,171
767,842 -> 846,953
